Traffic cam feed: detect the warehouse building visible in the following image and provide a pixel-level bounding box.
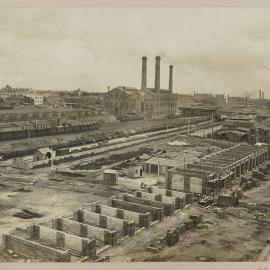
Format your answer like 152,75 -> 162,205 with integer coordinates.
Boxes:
104,56 -> 178,119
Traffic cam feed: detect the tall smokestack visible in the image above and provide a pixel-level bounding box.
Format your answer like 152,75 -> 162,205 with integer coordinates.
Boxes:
259,90 -> 262,99
169,65 -> 173,93
141,56 -> 147,89
262,91 -> 264,99
155,56 -> 161,92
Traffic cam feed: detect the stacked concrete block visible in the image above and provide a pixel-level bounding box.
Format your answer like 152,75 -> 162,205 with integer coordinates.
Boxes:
184,219 -> 194,230
52,218 -> 117,246
2,234 -> 71,262
217,194 -> 238,207
165,229 -> 179,246
184,193 -> 194,204
189,214 -> 203,226
28,224 -> 96,258
175,224 -> 186,234
73,210 -> 135,237
103,169 -> 118,185
90,203 -> 151,228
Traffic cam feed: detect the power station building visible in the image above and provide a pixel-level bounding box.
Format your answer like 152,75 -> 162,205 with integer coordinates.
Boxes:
104,56 -> 178,119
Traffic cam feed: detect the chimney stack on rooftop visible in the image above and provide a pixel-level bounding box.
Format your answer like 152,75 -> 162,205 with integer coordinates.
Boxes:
141,56 -> 147,89
169,65 -> 173,93
155,56 -> 161,93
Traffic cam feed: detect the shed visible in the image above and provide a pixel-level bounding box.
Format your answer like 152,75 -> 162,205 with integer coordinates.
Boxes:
12,157 -> 33,170
144,157 -> 179,175
33,147 -> 55,162
126,165 -> 143,179
103,169 -> 118,185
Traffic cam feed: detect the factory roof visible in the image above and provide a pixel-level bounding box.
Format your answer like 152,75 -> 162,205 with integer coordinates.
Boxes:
104,169 -> 118,174
110,86 -> 143,95
255,118 -> 270,130
145,157 -> 182,168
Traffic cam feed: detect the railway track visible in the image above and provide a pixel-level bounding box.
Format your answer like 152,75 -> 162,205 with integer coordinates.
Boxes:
53,120 -> 222,169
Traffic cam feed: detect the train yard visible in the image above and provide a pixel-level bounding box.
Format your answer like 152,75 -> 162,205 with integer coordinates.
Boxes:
0,116 -> 269,263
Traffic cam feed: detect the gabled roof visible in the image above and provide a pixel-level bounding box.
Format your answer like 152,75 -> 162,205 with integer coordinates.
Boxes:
111,86 -> 142,95
36,147 -> 51,155
255,118 -> 270,130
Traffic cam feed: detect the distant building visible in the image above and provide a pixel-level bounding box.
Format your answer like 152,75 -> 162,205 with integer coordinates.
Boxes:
104,56 -> 178,119
33,147 -> 55,162
228,96 -> 247,105
126,165 -> 143,179
193,93 -> 215,106
25,94 -> 44,105
248,118 -> 270,144
103,86 -> 144,118
176,94 -> 194,108
4,95 -> 28,106
215,94 -> 226,106
141,56 -> 178,119
103,169 -> 118,185
12,147 -> 55,170
63,90 -> 103,109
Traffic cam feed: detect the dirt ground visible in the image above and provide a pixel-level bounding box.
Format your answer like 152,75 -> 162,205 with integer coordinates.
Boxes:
102,178 -> 270,262
0,170 -> 269,262
0,129 -> 268,262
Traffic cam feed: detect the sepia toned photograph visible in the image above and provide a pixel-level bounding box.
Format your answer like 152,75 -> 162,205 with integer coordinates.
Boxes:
0,3 -> 269,264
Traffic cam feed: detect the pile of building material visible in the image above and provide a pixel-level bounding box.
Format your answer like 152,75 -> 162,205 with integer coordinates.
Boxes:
217,193 -> 238,207
165,229 -> 179,246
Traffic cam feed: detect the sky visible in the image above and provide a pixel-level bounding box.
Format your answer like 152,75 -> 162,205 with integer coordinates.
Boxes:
0,8 -> 270,97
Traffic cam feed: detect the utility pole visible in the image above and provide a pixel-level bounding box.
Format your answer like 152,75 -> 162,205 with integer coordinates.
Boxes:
211,112 -> 214,140
123,87 -> 126,121
157,160 -> 160,183
187,119 -> 190,135
28,129 -> 30,145
51,148 -> 54,176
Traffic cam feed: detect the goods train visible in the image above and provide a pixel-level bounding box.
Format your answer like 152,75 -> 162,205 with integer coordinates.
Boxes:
0,123 -> 100,142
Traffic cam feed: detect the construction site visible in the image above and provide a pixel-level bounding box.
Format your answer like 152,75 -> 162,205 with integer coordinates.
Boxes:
0,111 -> 269,262
1,9 -> 270,264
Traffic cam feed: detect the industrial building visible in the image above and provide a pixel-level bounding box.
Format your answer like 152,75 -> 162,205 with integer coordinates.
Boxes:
175,144 -> 270,194
104,56 -> 178,119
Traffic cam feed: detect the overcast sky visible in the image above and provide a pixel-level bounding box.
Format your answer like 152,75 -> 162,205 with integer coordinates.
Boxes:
0,8 -> 270,97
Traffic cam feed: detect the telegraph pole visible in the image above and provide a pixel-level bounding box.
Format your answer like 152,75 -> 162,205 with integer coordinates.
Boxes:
51,148 -> 54,176
28,129 -> 30,145
123,87 -> 126,121
211,112 -> 214,140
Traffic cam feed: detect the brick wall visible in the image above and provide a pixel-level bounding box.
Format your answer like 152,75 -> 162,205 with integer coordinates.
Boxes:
2,234 -> 71,262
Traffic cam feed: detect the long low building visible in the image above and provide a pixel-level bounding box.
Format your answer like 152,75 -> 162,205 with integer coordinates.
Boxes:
166,144 -> 269,195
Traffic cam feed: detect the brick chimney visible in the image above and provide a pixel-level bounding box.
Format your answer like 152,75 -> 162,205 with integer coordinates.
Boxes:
141,56 -> 147,89
155,56 -> 161,93
169,65 -> 173,93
